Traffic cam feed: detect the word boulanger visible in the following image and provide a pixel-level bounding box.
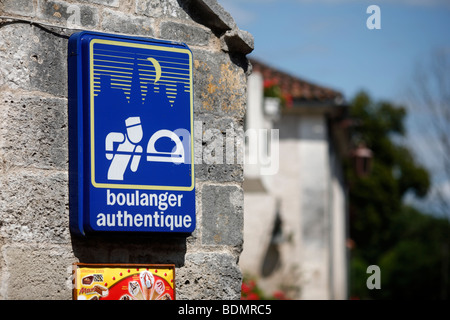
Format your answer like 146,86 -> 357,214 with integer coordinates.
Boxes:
106,189 -> 183,211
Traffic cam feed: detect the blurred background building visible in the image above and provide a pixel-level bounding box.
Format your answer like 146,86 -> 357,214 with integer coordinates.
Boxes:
240,59 -> 350,299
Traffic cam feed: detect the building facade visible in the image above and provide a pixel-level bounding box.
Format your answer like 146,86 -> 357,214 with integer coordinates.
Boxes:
241,59 -> 349,299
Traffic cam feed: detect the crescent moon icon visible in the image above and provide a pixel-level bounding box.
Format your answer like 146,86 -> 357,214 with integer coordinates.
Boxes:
147,57 -> 161,83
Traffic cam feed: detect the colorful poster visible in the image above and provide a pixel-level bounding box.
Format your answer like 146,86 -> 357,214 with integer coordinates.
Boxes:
73,263 -> 175,300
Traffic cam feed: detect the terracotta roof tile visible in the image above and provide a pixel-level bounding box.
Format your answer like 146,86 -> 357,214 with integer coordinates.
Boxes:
250,58 -> 344,106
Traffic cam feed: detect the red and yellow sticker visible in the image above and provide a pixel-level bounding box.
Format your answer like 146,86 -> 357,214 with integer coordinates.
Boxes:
73,263 -> 175,300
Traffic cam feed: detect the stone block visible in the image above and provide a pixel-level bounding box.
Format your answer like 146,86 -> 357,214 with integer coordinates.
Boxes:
37,0 -> 99,28
0,0 -> 35,17
135,0 -> 189,19
0,92 -> 68,170
201,184 -> 243,246
77,0 -> 119,7
176,252 -> 242,299
194,114 -> 244,182
183,0 -> 236,34
160,21 -> 210,46
101,8 -> 154,37
0,24 -> 68,97
1,244 -> 74,299
221,29 -> 254,55
0,0 -> 251,301
195,163 -> 243,183
0,170 -> 70,244
192,49 -> 247,120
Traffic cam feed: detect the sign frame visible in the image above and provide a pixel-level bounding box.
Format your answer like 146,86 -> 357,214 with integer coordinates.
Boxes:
72,263 -> 176,300
68,31 -> 195,236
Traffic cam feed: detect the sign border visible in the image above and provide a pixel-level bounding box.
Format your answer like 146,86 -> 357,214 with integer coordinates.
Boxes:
68,31 -> 196,236
89,39 -> 195,191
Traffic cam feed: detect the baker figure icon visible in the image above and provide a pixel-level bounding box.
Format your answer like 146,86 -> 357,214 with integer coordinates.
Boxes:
105,116 -> 143,180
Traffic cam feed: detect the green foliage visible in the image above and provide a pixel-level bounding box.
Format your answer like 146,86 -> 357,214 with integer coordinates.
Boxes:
349,256 -> 372,299
376,206 -> 450,299
347,91 -> 449,299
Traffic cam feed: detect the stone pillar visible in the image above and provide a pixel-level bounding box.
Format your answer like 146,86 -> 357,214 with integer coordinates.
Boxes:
0,0 -> 252,300
298,115 -> 331,299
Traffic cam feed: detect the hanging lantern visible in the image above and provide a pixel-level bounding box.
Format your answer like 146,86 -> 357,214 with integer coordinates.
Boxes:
352,143 -> 373,176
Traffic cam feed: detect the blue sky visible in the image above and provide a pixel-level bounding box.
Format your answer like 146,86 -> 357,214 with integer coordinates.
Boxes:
220,0 -> 450,214
220,0 -> 450,104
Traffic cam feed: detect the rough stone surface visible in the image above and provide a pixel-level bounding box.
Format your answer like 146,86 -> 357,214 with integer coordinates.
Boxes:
0,0 -> 251,300
176,252 -> 242,299
194,114 -> 244,182
135,0 -> 190,19
0,170 -> 70,243
201,184 -> 243,246
221,29 -> 254,55
192,49 -> 248,119
37,0 -> 99,28
0,0 -> 36,17
0,24 -> 68,97
0,91 -> 68,170
1,244 -> 74,299
160,21 -> 211,46
185,0 -> 237,34
78,0 -> 119,7
101,8 -> 154,37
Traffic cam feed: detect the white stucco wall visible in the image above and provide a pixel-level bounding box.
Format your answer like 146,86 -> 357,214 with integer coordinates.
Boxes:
241,72 -> 348,300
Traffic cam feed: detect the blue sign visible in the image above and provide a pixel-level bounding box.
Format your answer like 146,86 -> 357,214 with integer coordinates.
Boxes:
68,31 -> 195,235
